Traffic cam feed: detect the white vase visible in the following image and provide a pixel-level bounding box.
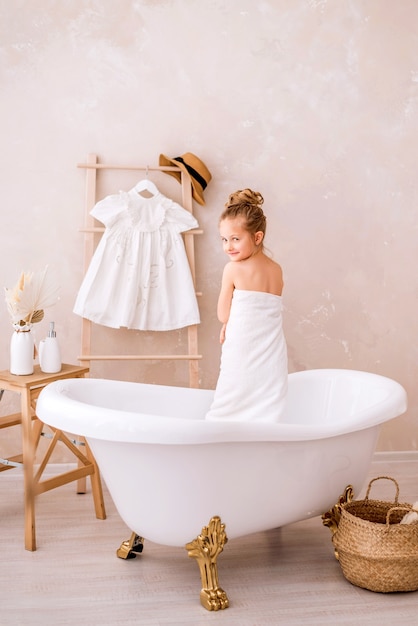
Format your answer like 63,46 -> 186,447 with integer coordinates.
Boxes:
10,324 -> 35,375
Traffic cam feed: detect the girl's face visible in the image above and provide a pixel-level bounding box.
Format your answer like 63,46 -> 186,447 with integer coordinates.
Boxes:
219,217 -> 263,262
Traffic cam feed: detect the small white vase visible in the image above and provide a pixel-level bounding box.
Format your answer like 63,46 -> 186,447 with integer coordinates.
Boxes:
10,324 -> 35,375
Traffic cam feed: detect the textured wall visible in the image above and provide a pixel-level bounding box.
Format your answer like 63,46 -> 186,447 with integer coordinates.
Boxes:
0,0 -> 417,452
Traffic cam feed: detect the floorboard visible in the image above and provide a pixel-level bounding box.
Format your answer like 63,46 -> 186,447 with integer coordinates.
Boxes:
1,458 -> 417,625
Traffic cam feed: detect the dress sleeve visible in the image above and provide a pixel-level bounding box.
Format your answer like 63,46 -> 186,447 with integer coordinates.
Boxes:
90,191 -> 128,227
164,198 -> 199,233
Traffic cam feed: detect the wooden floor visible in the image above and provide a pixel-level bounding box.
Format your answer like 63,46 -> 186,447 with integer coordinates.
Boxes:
1,456 -> 417,625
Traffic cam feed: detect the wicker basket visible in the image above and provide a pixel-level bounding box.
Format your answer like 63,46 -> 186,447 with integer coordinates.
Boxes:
332,476 -> 418,593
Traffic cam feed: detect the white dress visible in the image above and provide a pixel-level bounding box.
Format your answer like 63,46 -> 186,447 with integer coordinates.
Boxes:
73,188 -> 200,331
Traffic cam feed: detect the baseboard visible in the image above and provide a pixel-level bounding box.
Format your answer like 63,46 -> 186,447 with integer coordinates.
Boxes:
373,450 -> 418,463
13,455 -> 418,479
37,455 -> 418,474
44,454 -> 418,465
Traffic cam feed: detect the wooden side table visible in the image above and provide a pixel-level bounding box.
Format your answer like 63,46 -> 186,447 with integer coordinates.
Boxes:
0,363 -> 106,551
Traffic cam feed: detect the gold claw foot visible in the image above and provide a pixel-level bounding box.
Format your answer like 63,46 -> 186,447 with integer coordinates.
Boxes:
200,587 -> 229,612
321,485 -> 354,560
186,516 -> 229,611
116,532 -> 145,560
321,485 -> 354,536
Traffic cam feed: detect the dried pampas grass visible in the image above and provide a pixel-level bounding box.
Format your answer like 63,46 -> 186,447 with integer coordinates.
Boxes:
5,266 -> 60,326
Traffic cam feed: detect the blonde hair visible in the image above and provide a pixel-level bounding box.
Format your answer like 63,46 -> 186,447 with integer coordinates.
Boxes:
220,189 -> 266,245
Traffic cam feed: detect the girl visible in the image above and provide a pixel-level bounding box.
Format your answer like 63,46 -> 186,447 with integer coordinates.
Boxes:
206,189 -> 288,422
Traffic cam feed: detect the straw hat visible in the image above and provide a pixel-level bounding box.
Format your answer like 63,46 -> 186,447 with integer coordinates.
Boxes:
159,153 -> 212,205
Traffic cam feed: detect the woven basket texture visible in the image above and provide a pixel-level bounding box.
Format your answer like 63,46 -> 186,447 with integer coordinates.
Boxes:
332,476 -> 418,593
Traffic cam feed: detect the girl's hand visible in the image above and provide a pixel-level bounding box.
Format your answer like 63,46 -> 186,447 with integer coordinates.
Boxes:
220,323 -> 227,344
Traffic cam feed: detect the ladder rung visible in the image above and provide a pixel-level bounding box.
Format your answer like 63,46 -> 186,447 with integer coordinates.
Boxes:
78,354 -> 202,362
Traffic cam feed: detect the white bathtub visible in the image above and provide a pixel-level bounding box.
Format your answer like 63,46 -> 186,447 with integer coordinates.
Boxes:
37,368 -> 407,544
37,369 -> 407,610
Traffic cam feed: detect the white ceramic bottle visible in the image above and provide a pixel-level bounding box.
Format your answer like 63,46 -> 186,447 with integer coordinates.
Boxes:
39,322 -> 62,374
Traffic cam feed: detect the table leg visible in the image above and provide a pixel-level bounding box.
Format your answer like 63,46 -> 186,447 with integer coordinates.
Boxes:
84,440 -> 106,520
21,389 -> 36,551
76,456 -> 87,494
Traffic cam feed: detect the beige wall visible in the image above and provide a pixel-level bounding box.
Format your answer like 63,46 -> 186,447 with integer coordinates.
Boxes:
1,0 -> 417,452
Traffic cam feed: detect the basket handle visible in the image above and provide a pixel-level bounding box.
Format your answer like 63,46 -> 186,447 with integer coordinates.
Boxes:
365,476 -> 399,503
385,505 -> 416,527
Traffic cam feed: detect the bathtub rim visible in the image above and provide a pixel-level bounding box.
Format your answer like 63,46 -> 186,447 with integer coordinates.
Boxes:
36,368 -> 408,445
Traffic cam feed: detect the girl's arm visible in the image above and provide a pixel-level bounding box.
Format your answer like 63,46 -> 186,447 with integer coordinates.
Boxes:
217,263 -> 235,343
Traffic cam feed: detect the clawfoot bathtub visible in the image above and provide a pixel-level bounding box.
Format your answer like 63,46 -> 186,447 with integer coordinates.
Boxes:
37,369 -> 407,611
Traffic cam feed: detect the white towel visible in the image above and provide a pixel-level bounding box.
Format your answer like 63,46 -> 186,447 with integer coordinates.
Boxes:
206,289 -> 288,422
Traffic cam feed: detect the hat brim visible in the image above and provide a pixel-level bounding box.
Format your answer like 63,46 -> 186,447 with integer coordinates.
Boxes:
159,154 -> 206,205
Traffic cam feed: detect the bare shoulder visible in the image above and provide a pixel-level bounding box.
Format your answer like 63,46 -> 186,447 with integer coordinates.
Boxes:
267,255 -> 283,276
258,253 -> 283,273
222,261 -> 236,280
221,261 -> 239,290
261,254 -> 284,295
